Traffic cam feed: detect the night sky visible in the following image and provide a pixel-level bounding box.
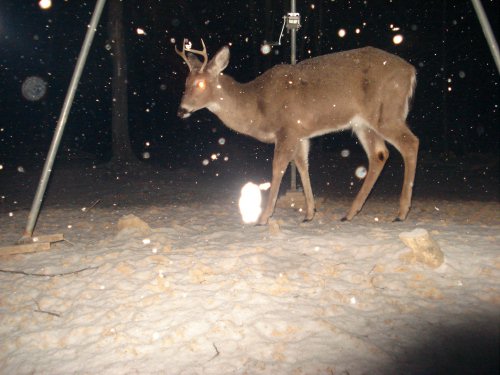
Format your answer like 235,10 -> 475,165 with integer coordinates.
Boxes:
0,0 -> 498,171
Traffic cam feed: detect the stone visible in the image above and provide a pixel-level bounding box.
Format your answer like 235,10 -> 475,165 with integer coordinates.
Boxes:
399,228 -> 444,268
116,214 -> 151,234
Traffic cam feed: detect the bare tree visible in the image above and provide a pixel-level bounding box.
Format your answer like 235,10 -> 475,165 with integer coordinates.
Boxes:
108,0 -> 135,164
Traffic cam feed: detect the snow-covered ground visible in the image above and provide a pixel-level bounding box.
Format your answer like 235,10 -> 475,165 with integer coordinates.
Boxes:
0,159 -> 498,374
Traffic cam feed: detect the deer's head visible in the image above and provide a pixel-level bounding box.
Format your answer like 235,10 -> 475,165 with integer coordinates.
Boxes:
176,39 -> 229,118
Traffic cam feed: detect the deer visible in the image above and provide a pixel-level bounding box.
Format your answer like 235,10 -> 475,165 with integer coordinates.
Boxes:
175,39 -> 419,225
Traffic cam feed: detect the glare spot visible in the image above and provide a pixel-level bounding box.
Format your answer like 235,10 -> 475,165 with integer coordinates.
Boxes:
355,28 -> 361,34
22,76 -> 47,101
355,166 -> 367,179
459,70 -> 466,78
350,296 -> 357,304
0,165 -> 3,170
38,0 -> 52,10
338,29 -> 346,38
392,34 -> 404,45
136,28 -> 146,35
340,149 -> 350,158
142,152 -> 150,159
17,166 -> 25,173
259,182 -> 271,190
202,159 -> 209,166
210,154 -> 218,161
239,182 -> 263,224
142,238 -> 151,245
260,43 -> 272,55
218,138 -> 226,145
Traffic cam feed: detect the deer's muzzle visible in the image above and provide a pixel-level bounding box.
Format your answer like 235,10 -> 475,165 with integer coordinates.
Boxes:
177,106 -> 191,119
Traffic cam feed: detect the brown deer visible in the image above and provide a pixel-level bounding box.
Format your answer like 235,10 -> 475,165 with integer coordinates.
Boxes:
175,39 -> 418,225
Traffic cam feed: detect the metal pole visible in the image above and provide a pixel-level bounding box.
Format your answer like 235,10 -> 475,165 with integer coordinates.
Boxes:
289,0 -> 298,191
471,0 -> 500,74
19,0 -> 107,242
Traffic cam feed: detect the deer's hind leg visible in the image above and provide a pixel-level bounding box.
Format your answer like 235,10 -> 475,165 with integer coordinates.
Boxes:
342,126 -> 389,221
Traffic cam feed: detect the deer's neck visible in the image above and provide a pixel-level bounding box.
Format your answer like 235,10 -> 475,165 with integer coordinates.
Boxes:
207,75 -> 273,143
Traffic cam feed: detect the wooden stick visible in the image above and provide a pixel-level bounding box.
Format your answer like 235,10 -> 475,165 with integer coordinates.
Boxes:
0,242 -> 51,256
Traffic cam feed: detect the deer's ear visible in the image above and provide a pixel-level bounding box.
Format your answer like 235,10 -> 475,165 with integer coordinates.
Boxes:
207,46 -> 229,75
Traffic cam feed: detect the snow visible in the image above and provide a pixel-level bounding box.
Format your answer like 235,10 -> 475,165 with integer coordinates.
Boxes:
0,163 -> 499,374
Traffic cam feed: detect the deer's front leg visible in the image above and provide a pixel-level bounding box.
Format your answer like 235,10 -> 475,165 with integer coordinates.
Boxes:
257,137 -> 298,225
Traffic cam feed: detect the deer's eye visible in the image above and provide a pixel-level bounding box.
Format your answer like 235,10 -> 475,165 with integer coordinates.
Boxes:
195,80 -> 206,90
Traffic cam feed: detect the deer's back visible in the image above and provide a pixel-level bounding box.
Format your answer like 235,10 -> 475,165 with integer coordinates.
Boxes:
248,47 -> 415,134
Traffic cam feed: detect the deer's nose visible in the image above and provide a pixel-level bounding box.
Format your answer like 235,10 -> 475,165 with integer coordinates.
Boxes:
177,106 -> 191,119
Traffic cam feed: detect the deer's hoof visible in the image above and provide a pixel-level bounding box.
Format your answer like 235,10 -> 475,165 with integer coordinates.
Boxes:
340,216 -> 349,222
392,217 -> 403,222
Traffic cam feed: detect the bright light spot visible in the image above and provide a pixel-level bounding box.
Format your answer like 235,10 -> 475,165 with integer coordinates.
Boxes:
67,224 -> 72,229
223,156 -> 229,161
218,138 -> 226,145
142,238 -> 151,245
350,296 -> 357,304
196,80 -> 206,89
338,29 -> 346,38
459,70 -> 466,78
448,86 -> 452,92
22,76 -> 47,101
136,28 -> 146,35
210,153 -> 218,161
9,212 -> 13,217
355,166 -> 367,179
17,166 -> 25,173
374,217 -> 379,222
340,149 -> 350,158
260,43 -> 272,55
145,141 -> 150,147
0,165 -> 3,170
259,182 -> 271,190
152,248 -> 158,254
142,152 -> 150,159
310,4 -> 315,9
202,159 -> 209,166
239,182 -> 263,224
38,0 -> 52,10
152,332 -> 160,340
355,28 -> 361,34
393,34 -> 404,45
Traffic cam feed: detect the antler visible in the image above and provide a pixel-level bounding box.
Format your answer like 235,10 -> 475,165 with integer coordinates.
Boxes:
175,38 -> 208,72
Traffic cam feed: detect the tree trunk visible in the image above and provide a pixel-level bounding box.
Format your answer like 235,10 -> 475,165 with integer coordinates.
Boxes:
108,0 -> 135,164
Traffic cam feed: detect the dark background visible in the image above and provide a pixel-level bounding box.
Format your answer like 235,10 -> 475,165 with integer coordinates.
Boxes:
0,0 -> 498,180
